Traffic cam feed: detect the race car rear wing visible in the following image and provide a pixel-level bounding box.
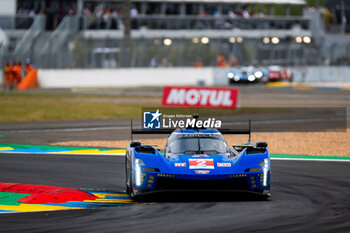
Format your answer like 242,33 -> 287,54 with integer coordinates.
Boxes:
130,119 -> 252,143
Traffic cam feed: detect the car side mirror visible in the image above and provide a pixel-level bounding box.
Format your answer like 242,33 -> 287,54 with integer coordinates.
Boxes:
130,141 -> 141,147
256,142 -> 268,149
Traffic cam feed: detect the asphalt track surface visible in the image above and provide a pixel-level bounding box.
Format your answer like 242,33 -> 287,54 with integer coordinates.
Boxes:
1,153 -> 350,233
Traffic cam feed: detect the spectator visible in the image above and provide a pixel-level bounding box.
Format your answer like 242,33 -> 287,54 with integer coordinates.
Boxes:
111,8 -> 119,29
251,10 -> 257,18
103,7 -> 112,28
29,8 -> 36,17
228,9 -> 236,18
217,55 -> 227,67
258,10 -> 265,18
161,58 -> 168,67
83,7 -> 91,16
24,58 -> 33,75
3,62 -> 14,90
66,6 -> 74,16
13,61 -> 22,86
193,57 -> 203,67
213,9 -> 220,17
242,9 -> 250,19
130,6 -> 138,29
150,57 -> 158,67
228,54 -> 239,66
130,6 -> 138,17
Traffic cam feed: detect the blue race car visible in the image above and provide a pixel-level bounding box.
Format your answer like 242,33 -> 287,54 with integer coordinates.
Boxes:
125,126 -> 270,200
228,66 -> 268,84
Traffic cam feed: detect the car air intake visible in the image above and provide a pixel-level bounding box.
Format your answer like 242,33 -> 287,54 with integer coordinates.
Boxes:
155,178 -> 249,191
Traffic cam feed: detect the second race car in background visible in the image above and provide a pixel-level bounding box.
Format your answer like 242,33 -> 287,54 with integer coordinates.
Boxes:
227,66 -> 268,84
227,66 -> 293,85
267,65 -> 293,82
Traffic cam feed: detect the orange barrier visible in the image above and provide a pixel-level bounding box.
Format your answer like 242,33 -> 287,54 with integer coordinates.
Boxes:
16,69 -> 38,91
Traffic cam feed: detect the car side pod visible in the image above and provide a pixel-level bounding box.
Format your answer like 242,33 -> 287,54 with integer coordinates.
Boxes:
246,142 -> 268,154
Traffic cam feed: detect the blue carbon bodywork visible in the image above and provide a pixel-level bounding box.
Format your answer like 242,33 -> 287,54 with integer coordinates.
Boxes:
228,67 -> 268,84
125,129 -> 271,198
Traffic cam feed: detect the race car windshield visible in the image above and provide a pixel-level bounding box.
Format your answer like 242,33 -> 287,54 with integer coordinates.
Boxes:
167,134 -> 229,155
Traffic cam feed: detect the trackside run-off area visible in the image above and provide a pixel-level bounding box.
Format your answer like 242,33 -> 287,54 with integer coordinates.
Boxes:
0,182 -> 141,213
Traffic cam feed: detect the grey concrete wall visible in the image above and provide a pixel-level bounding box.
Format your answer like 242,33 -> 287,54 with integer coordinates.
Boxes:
292,66 -> 350,83
33,66 -> 350,89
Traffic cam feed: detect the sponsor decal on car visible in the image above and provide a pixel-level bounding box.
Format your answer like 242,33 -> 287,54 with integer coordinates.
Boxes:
162,86 -> 239,108
175,162 -> 186,167
217,162 -> 231,167
189,159 -> 214,169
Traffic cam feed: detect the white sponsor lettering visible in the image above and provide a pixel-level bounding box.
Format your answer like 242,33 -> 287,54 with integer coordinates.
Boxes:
175,162 -> 186,167
217,162 -> 231,167
166,88 -> 233,107
163,118 -> 222,128
209,90 -> 222,106
166,89 -> 185,104
185,89 -> 200,105
186,118 -> 196,127
199,90 -> 211,105
178,120 -> 184,128
222,91 -> 233,106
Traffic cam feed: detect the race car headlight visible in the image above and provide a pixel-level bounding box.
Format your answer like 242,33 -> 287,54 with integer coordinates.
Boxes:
259,158 -> 269,187
135,158 -> 145,186
248,75 -> 256,82
234,75 -> 240,81
227,72 -> 234,79
254,71 -> 263,78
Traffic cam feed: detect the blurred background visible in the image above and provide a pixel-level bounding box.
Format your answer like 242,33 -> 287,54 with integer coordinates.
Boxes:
0,0 -> 349,69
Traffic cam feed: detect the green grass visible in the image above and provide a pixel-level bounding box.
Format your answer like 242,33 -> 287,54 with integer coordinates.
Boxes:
0,92 -> 145,122
0,92 -> 293,122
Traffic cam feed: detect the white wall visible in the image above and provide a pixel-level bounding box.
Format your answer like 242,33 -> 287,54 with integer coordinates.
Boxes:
291,66 -> 350,83
38,68 -> 213,88
0,0 -> 16,16
37,66 -> 350,89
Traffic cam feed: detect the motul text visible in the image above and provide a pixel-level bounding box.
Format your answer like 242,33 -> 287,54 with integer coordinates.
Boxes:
162,86 -> 239,108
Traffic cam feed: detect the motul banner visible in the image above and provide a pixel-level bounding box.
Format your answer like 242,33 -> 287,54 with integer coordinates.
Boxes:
162,86 -> 239,108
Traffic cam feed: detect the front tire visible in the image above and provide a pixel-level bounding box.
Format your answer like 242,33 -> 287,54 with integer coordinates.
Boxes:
126,172 -> 131,195
125,154 -> 132,195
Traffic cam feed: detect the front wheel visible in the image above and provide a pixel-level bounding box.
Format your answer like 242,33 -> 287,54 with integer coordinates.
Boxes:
125,156 -> 132,195
126,172 -> 131,195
